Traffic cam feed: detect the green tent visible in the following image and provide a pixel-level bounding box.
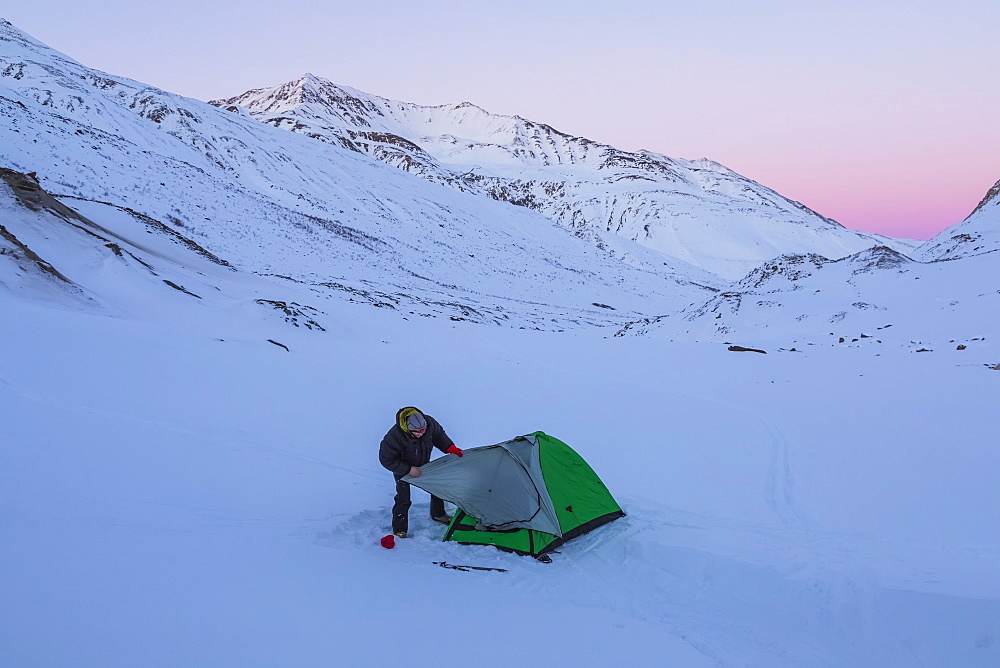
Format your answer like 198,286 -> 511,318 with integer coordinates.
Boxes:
402,431 -> 624,559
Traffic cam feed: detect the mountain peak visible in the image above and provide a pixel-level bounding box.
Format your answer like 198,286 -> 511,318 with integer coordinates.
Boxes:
294,72 -> 354,97
293,72 -> 324,92
0,17 -> 83,66
289,72 -> 340,100
451,101 -> 487,112
967,178 -> 1000,219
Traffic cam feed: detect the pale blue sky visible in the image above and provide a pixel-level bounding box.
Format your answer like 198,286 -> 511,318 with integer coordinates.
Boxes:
6,1 -> 998,238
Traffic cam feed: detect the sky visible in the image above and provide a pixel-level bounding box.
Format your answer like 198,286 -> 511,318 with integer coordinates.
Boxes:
5,0 -> 998,239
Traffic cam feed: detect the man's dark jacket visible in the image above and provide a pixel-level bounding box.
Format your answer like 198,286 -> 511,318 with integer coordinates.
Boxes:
379,413 -> 454,477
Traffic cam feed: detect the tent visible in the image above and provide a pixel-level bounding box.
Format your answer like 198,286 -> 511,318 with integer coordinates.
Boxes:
402,431 -> 624,559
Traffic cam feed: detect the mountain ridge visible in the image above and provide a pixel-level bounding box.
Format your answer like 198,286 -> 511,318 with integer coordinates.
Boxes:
915,178 -> 1000,262
211,72 -> 915,279
0,20 -> 722,330
3,18 -> 997,344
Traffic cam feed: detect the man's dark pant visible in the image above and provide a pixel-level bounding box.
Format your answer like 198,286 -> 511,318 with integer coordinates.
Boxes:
392,475 -> 445,534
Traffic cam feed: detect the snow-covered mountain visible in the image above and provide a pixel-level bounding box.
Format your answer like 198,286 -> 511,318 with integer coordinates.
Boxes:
211,73 -> 914,279
618,243 -> 999,353
915,178 -> 1000,261
0,19 -> 722,330
618,176 -> 1000,348
2,18 -> 994,348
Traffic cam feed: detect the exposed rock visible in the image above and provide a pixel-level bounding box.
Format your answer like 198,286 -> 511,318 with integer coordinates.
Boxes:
842,245 -> 914,274
728,345 -> 767,354
162,280 -> 201,298
737,253 -> 831,289
255,299 -> 326,331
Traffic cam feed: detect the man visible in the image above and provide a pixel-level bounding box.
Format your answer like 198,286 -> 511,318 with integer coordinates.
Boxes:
378,407 -> 463,537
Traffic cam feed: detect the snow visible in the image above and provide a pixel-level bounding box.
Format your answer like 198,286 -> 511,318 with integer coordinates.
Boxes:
626,246 -> 1000,350
3,290 -> 999,666
3,17 -> 1000,667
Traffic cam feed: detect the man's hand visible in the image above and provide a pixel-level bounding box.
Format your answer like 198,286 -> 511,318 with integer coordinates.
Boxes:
447,445 -> 463,457
408,466 -> 422,477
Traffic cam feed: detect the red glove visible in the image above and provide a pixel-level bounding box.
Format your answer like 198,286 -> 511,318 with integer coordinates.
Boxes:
447,445 -> 463,457
380,534 -> 395,549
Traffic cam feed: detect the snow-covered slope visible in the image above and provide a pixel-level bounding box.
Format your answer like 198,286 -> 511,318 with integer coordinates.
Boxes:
608,170 -> 1000,347
0,20 -> 721,330
618,244 -> 999,352
915,178 -> 1000,261
0,166 -> 270,318
211,73 -> 912,279
0,169 -> 97,308
3,273 -> 999,666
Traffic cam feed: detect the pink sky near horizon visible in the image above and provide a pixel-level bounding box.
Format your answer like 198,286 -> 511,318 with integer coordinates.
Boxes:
5,1 -> 998,240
